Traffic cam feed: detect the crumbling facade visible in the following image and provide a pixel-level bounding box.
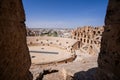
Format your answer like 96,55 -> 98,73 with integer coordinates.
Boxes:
72,26 -> 104,55
0,0 -> 32,80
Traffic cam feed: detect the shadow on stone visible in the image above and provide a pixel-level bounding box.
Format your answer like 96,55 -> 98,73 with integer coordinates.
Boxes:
72,67 -> 97,80
36,69 -> 59,80
30,51 -> 59,54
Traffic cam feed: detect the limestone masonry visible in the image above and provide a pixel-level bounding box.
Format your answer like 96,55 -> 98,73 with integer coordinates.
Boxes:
0,0 -> 32,80
72,26 -> 104,55
95,0 -> 120,80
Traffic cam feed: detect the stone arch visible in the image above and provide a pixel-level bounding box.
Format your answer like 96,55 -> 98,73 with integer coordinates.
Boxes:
87,39 -> 89,43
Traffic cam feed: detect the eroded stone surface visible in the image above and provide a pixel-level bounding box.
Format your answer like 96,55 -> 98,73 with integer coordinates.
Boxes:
96,0 -> 120,80
0,0 -> 32,80
72,26 -> 104,55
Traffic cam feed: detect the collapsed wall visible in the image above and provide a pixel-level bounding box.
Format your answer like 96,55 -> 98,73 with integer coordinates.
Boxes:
96,0 -> 120,80
72,26 -> 104,55
0,0 -> 32,80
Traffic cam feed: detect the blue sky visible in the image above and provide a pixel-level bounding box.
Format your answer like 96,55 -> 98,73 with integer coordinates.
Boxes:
23,0 -> 108,28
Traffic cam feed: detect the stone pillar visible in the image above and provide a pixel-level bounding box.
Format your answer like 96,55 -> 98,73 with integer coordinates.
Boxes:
96,0 -> 120,80
0,0 -> 32,80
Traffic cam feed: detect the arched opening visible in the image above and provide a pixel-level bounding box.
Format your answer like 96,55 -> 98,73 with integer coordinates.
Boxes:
2,0 -> 119,80
21,0 -> 109,80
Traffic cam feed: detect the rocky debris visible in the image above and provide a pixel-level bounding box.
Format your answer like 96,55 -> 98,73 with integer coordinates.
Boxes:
61,55 -> 97,80
95,0 -> 120,80
31,68 -> 59,80
0,0 -> 32,80
42,70 -> 62,80
30,52 -> 98,80
72,26 -> 104,55
30,67 -> 43,80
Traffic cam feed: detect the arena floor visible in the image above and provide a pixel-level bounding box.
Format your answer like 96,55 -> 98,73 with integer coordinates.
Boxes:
28,46 -> 73,64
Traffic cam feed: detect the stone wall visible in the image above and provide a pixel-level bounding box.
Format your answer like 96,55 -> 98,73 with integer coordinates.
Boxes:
72,26 -> 104,55
0,0 -> 32,80
96,0 -> 120,80
27,36 -> 77,53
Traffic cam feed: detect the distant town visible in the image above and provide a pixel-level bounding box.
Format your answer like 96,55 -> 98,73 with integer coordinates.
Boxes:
26,27 -> 73,38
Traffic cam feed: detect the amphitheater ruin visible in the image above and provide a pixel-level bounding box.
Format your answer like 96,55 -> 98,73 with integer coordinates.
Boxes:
0,0 -> 120,80
27,36 -> 77,65
25,26 -> 105,80
72,26 -> 104,55
27,26 -> 104,65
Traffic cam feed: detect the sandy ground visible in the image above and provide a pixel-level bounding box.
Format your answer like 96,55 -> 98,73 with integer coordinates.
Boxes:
42,50 -> 98,80
30,49 -> 98,80
28,46 -> 73,64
